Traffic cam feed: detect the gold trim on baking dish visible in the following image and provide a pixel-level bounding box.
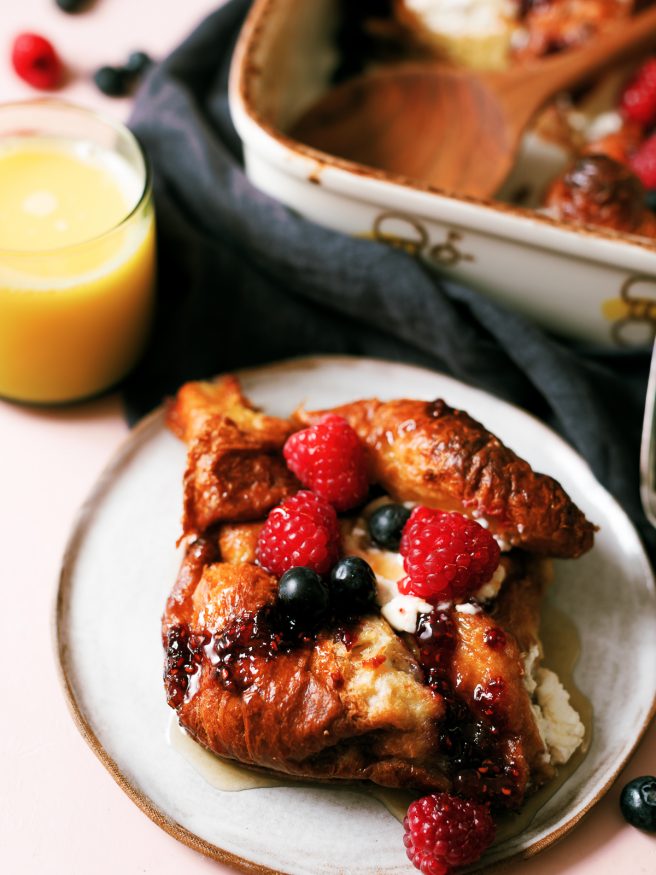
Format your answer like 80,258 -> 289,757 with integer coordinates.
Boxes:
604,275 -> 656,347
363,211 -> 476,267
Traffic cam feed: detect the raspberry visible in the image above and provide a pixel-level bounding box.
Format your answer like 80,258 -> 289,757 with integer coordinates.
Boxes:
256,490 -> 340,577
11,33 -> 63,90
283,415 -> 369,512
620,58 -> 656,126
399,507 -> 500,602
403,793 -> 495,874
630,134 -> 656,190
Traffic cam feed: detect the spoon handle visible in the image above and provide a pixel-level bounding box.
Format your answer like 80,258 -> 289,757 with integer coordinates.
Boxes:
498,5 -> 656,123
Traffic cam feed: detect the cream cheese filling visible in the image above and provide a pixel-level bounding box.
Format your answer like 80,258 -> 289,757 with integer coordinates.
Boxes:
402,0 -> 517,37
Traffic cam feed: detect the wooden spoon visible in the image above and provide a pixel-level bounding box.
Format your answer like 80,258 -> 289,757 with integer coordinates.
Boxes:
291,6 -> 656,199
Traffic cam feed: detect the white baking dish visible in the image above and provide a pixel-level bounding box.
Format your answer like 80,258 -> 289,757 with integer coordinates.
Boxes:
229,0 -> 656,348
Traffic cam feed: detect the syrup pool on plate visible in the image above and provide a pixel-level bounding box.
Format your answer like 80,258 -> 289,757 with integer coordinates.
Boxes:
0,101 -> 155,404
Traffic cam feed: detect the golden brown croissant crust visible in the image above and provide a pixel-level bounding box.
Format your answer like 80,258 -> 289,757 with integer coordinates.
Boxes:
295,397 -> 595,558
164,375 -> 593,807
163,538 -> 553,802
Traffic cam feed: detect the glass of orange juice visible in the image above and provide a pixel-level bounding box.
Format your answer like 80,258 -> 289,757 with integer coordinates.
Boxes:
0,100 -> 155,404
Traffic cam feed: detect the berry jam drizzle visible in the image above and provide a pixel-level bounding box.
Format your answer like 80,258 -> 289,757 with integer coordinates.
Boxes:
414,609 -> 521,807
164,625 -> 209,709
207,608 -> 310,692
165,607 -> 320,708
483,627 -> 507,650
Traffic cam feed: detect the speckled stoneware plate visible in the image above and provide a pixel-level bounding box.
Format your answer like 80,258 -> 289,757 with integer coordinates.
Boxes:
56,356 -> 656,874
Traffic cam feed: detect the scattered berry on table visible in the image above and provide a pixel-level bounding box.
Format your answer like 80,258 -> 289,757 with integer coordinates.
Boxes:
55,0 -> 87,12
399,507 -> 500,602
620,776 -> 656,832
93,65 -> 129,97
277,567 -> 330,629
125,50 -> 153,76
403,793 -> 495,874
368,502 -> 411,550
11,33 -> 62,90
330,556 -> 377,614
256,490 -> 341,578
631,134 -> 656,190
283,415 -> 369,512
620,58 -> 656,127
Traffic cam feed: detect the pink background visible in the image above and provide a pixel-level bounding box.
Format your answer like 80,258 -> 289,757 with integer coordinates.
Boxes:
0,2 -> 654,873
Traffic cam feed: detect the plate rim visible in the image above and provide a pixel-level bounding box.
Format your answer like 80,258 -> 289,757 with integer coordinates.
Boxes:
53,354 -> 656,874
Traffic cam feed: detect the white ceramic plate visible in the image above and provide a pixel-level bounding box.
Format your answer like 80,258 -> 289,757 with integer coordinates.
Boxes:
56,356 -> 656,874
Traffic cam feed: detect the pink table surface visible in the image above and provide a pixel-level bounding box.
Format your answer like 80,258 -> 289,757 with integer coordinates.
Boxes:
0,2 -> 654,874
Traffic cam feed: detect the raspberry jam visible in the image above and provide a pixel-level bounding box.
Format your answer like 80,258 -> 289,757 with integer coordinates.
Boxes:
415,609 -> 521,807
165,607 -> 320,707
164,625 -> 210,709
483,627 -> 507,650
206,608 -> 303,692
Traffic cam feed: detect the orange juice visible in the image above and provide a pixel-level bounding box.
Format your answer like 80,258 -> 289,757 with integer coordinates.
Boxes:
0,106 -> 155,404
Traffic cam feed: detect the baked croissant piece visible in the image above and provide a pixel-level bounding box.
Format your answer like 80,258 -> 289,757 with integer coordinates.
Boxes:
544,154 -> 656,240
167,376 -> 299,535
294,397 -> 595,557
163,375 -> 593,812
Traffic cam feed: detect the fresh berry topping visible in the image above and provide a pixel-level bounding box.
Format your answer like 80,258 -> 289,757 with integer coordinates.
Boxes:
403,793 -> 495,873
620,59 -> 656,126
368,502 -> 411,550
11,33 -> 62,90
620,776 -> 656,832
93,65 -> 129,97
256,490 -> 340,577
278,567 -> 330,629
283,415 -> 369,512
330,556 -> 377,614
630,134 -> 656,190
125,50 -> 153,76
399,507 -> 500,602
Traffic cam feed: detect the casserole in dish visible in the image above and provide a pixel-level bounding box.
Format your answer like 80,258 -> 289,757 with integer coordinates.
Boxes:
229,0 -> 656,348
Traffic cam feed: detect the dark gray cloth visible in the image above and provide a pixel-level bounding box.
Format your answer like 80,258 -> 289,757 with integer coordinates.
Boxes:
127,0 -> 653,555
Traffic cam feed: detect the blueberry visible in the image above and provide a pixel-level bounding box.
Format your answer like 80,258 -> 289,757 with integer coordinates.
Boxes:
620,776 -> 656,832
93,66 -> 129,97
368,503 -> 411,550
125,51 -> 153,77
55,0 -> 87,12
277,567 -> 329,628
645,190 -> 656,213
330,556 -> 377,614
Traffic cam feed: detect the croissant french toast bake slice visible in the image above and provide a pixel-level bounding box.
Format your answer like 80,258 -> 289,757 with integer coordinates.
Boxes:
163,374 -> 594,866
164,538 -> 556,798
